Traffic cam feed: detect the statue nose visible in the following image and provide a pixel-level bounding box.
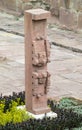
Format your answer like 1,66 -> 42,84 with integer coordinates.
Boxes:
36,94 -> 41,98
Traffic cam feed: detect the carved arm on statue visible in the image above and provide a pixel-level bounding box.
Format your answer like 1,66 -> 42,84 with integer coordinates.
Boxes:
44,72 -> 51,94
44,40 -> 50,63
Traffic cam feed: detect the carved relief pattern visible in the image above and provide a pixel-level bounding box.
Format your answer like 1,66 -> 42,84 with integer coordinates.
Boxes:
32,38 -> 50,98
32,39 -> 50,67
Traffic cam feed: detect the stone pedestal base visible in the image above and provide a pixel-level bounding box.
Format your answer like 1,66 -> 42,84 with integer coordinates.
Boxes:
17,105 -> 57,119
28,111 -> 57,119
28,107 -> 50,115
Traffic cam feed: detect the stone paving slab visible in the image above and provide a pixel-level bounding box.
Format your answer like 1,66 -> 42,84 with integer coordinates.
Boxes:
0,31 -> 24,96
0,12 -> 82,100
0,30 -> 82,100
48,45 -> 82,99
0,12 -> 82,53
48,28 -> 82,53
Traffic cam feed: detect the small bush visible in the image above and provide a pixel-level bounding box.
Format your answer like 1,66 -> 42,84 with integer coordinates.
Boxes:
0,91 -> 25,112
0,92 -> 82,130
0,100 -> 32,126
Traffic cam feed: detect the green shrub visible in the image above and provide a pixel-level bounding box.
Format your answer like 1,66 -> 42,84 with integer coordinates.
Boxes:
0,91 -> 25,112
0,92 -> 82,130
48,97 -> 82,129
0,100 -> 32,126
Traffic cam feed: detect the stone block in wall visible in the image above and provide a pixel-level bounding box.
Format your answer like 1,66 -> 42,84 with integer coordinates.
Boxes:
16,0 -> 23,12
22,0 -> 50,12
0,0 -> 23,12
22,0 -> 29,2
4,0 -> 16,11
22,2 -> 33,11
72,0 -> 82,11
5,0 -> 16,11
59,7 -> 78,30
77,11 -> 82,29
60,0 -> 82,11
60,0 -> 70,9
50,0 -> 60,16
0,0 -> 5,7
44,0 -> 51,4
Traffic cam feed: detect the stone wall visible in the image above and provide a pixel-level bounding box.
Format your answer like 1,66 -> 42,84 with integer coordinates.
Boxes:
50,0 -> 82,31
0,0 -> 50,15
59,0 -> 82,30
0,0 -> 82,30
0,0 -> 23,14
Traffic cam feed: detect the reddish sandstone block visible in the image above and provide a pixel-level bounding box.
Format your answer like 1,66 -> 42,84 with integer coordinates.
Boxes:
25,9 -> 51,114
25,9 -> 50,20
59,7 -> 78,30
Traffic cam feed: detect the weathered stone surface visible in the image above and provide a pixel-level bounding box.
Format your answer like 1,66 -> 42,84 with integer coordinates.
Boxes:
77,11 -> 82,29
22,2 -> 33,12
60,0 -> 70,9
22,0 -> 29,2
0,0 -> 4,7
26,9 -> 50,20
25,9 -> 50,114
15,0 -> 23,12
72,0 -> 82,11
0,0 -> 82,33
1,0 -> 16,11
0,0 -> 23,13
50,0 -> 60,16
60,0 -> 82,11
59,7 -> 78,30
59,0 -> 82,31
44,0 -> 51,4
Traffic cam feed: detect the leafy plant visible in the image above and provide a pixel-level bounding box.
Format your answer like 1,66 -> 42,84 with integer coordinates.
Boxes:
0,91 -> 25,112
0,92 -> 82,130
0,100 -> 32,126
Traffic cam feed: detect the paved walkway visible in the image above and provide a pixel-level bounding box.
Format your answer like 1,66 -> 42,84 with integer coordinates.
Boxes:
0,12 -> 82,100
0,12 -> 82,53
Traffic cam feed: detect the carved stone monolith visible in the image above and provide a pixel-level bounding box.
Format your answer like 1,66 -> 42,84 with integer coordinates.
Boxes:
24,9 -> 51,114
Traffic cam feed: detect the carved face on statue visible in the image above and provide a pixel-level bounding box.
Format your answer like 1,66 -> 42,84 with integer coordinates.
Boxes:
32,40 -> 50,67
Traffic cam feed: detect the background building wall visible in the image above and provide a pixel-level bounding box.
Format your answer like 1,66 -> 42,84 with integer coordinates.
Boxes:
0,0 -> 82,30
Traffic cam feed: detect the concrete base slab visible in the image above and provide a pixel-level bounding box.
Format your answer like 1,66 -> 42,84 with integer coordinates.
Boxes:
17,105 -> 57,119
28,111 -> 57,119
